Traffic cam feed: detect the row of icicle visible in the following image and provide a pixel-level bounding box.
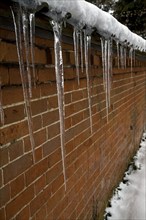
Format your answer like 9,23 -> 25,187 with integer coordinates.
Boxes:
0,5 -> 136,190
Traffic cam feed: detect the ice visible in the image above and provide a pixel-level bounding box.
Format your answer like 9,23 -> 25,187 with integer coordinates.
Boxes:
84,30 -> 93,133
29,13 -> 36,86
51,19 -> 67,190
129,47 -> 134,76
100,37 -> 112,122
0,80 -> 4,126
120,45 -> 124,69
80,30 -> 84,73
73,28 -> 80,85
116,41 -> 120,69
124,47 -> 127,69
11,6 -> 35,162
22,11 -> 32,98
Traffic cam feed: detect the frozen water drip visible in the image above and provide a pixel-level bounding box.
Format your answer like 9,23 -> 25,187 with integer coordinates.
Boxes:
11,5 -> 35,162
51,19 -> 67,190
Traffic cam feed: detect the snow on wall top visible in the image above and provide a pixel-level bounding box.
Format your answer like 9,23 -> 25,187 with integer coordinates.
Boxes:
13,0 -> 146,52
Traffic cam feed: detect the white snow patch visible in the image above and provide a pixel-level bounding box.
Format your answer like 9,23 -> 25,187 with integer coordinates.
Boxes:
105,133 -> 146,220
13,0 -> 146,51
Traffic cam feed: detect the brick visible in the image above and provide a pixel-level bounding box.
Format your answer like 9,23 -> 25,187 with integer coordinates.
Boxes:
0,29 -> 16,41
6,185 -> 34,219
34,46 -> 47,64
34,147 -> 43,162
46,186 -> 65,214
34,174 -> 46,195
0,120 -> 29,146
46,161 -> 63,185
10,174 -> 25,198
47,122 -> 60,140
33,128 -> 47,148
9,67 -> 21,85
30,184 -> 51,216
2,87 -> 23,106
48,95 -> 58,109
72,112 -> 84,126
0,184 -> 10,207
31,99 -> 47,116
64,67 -> 76,80
0,169 -> 3,188
52,196 -> 68,220
3,153 -> 33,184
8,140 -> 23,161
0,41 -> 18,63
42,135 -> 61,157
23,136 -> 31,153
42,110 -> 59,127
16,206 -> 30,220
0,66 -> 9,86
0,147 -> 8,167
32,115 -> 42,132
72,90 -> 84,102
0,208 -> 5,220
25,158 -> 48,186
35,204 -> 47,220
48,148 -> 62,168
65,117 -> 72,130
38,68 -> 55,82
40,83 -> 57,97
4,104 -> 25,125
65,93 -> 71,104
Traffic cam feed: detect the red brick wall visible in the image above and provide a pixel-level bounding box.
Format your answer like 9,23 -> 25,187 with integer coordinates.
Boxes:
0,25 -> 146,220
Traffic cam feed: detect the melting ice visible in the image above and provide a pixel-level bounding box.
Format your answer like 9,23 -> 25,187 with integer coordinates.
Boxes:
51,19 -> 67,190
11,6 -> 35,162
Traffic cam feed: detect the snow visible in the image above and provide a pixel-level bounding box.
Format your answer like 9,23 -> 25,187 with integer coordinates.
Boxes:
37,0 -> 146,52
104,133 -> 146,220
12,0 -> 146,51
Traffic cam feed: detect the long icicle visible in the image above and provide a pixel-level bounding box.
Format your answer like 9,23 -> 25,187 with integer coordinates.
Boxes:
11,6 -> 35,162
73,28 -> 80,85
80,30 -> 84,73
101,38 -> 113,122
101,37 -> 106,89
116,41 -> 120,68
104,39 -> 109,122
29,12 -> 36,86
51,20 -> 66,190
84,30 -> 93,133
129,47 -> 133,77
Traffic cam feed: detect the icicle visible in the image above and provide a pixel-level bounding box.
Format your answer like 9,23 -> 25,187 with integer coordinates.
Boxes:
73,28 -> 80,85
84,30 -> 93,133
133,49 -> 136,67
116,41 -> 120,68
129,47 -> 133,77
107,39 -> 112,107
79,30 -> 84,73
11,6 -> 35,162
101,37 -> 106,89
100,38 -> 113,123
51,20 -> 67,190
22,10 -> 32,98
0,80 -> 4,126
124,47 -> 127,69
29,13 -> 36,86
120,45 -> 124,69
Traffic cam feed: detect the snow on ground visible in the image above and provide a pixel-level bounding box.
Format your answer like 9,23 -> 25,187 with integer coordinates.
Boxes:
104,133 -> 146,220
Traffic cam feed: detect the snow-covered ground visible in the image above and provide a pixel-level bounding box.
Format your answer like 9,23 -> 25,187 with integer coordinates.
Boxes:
104,133 -> 146,220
